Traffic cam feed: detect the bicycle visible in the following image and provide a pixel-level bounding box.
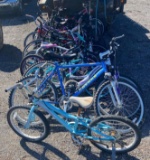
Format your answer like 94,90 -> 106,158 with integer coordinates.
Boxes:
6,35 -> 144,126
7,96 -> 141,160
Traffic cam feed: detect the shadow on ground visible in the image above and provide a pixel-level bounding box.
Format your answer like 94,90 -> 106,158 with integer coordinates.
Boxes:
0,44 -> 22,72
20,140 -> 71,160
103,13 -> 150,138
20,139 -> 141,160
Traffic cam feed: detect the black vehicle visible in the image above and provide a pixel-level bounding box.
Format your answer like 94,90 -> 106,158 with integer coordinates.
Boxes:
0,0 -> 23,15
0,21 -> 3,50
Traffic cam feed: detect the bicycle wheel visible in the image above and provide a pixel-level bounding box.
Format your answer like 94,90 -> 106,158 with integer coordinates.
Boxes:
7,106 -> 49,142
94,80 -> 144,126
91,18 -> 105,37
98,75 -> 143,94
119,75 -> 143,93
23,61 -> 66,88
9,76 -> 58,108
24,31 -> 39,48
88,116 -> 141,153
20,54 -> 43,75
23,39 -> 42,56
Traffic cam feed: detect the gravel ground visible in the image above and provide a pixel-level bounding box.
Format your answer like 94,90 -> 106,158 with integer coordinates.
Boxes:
0,0 -> 150,160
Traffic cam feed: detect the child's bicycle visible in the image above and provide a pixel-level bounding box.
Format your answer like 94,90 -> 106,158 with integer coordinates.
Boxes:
7,96 -> 141,160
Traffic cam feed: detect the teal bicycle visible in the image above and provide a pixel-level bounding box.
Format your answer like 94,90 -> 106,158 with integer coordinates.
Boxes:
7,96 -> 141,160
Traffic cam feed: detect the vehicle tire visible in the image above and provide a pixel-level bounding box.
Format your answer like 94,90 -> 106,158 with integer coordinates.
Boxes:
0,21 -> 3,50
20,54 -> 43,75
7,106 -> 50,142
88,115 -> 141,153
119,3 -> 125,13
94,80 -> 144,126
15,0 -> 23,15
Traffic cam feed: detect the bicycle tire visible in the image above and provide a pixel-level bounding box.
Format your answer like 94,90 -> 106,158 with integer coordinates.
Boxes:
24,31 -> 39,48
7,106 -> 50,142
97,75 -> 143,94
88,115 -> 141,153
20,54 -> 43,75
9,76 -> 58,110
94,80 -> 144,126
91,18 -> 105,37
23,39 -> 42,56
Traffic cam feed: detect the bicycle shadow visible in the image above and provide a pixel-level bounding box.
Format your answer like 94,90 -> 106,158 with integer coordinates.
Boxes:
80,149 -> 141,160
0,44 -> 23,72
20,138 -> 140,160
20,139 -> 71,160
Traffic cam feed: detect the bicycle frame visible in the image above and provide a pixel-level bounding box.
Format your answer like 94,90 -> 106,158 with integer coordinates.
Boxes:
26,99 -> 115,141
35,61 -> 108,97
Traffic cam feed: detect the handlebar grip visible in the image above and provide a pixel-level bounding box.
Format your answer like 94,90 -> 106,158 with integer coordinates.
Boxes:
5,83 -> 23,92
25,14 -> 35,20
112,34 -> 125,41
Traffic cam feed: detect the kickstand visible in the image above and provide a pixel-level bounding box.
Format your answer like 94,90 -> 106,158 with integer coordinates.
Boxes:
111,142 -> 116,160
77,144 -> 91,155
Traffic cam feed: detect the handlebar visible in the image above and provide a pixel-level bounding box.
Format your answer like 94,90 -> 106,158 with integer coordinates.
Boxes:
109,34 -> 125,50
5,83 -> 23,92
99,34 -> 125,60
112,34 -> 125,41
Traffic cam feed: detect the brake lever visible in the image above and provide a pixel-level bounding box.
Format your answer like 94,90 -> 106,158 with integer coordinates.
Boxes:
114,42 -> 120,47
112,34 -> 125,41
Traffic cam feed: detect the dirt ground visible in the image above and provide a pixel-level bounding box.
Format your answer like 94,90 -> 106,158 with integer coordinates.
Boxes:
0,0 -> 150,160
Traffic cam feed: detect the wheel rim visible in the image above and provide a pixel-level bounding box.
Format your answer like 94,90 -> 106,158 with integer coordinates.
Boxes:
9,107 -> 46,140
90,119 -> 138,152
96,82 -> 144,125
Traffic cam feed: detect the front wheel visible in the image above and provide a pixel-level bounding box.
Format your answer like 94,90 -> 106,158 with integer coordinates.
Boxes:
94,80 -> 144,126
7,106 -> 50,142
88,116 -> 141,153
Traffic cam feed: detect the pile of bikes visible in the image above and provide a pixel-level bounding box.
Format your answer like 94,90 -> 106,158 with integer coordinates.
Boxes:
6,1 -> 144,160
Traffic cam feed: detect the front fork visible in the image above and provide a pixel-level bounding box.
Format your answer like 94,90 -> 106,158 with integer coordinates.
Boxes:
24,105 -> 38,129
110,80 -> 122,107
105,72 -> 122,107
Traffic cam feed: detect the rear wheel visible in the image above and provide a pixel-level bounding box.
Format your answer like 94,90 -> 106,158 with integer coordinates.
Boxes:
24,31 -> 39,48
23,39 -> 42,56
9,76 -> 58,108
88,116 -> 141,153
7,106 -> 50,142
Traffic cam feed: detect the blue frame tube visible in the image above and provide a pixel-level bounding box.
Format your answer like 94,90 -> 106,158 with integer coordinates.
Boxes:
35,61 -> 107,98
28,100 -> 115,141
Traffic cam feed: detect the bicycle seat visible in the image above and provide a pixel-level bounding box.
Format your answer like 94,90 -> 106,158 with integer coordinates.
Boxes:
69,97 -> 93,109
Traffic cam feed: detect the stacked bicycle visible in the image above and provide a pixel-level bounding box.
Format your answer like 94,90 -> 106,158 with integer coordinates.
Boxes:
6,1 -> 144,160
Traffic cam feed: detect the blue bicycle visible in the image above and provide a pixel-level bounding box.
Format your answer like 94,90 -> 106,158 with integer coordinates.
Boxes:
7,96 -> 141,159
7,35 -> 144,126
